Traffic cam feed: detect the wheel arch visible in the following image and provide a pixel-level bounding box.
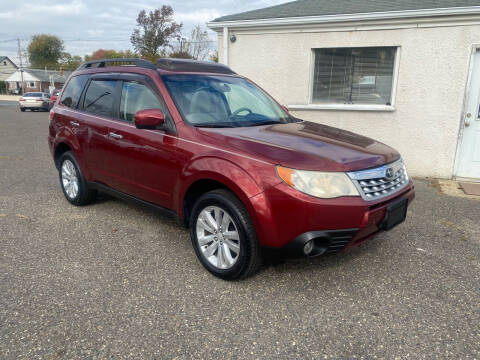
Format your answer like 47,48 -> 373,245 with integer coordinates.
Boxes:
178,158 -> 264,228
54,142 -> 72,169
52,129 -> 90,179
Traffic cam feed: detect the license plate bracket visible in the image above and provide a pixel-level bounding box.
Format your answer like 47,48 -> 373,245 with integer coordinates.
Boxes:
381,197 -> 408,231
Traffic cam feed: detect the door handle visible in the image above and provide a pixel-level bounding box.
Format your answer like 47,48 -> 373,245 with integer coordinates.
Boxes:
109,132 -> 123,139
70,121 -> 80,127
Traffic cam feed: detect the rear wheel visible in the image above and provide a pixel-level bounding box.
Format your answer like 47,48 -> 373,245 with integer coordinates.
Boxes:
20,107 -> 25,112
58,151 -> 96,206
189,189 -> 261,280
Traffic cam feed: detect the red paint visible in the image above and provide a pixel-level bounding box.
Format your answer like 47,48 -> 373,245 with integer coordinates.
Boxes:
134,109 -> 165,128
48,64 -> 415,251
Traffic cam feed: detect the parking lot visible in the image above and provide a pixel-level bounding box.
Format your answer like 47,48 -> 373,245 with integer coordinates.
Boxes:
0,102 -> 479,359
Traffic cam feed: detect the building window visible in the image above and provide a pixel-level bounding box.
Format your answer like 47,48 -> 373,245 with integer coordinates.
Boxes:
2,61 -> 6,66
312,47 -> 397,106
28,81 -> 35,87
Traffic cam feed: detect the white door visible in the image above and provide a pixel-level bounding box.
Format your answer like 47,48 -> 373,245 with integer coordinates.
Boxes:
457,50 -> 480,179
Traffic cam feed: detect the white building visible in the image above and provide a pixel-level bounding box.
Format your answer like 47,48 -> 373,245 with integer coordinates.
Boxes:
208,0 -> 480,181
0,56 -> 18,82
5,69 -> 71,94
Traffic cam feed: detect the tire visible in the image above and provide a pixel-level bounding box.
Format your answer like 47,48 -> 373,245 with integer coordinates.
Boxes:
20,108 -> 25,112
189,189 -> 261,280
58,151 -> 96,206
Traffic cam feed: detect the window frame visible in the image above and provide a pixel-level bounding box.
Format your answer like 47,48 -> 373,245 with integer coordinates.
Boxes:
115,73 -> 176,134
290,46 -> 401,112
80,76 -> 121,119
60,74 -> 91,109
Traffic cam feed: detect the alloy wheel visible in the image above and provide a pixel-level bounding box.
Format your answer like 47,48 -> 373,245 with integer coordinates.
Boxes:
61,159 -> 79,199
196,205 -> 241,270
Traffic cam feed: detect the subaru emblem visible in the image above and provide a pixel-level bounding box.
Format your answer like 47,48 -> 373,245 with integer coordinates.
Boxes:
386,167 -> 394,178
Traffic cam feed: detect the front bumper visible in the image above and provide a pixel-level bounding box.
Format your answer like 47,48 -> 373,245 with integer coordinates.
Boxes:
282,229 -> 358,257
250,179 -> 415,254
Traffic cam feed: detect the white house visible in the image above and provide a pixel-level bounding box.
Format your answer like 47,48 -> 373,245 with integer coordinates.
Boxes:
0,56 -> 18,82
208,0 -> 480,181
5,69 -> 71,94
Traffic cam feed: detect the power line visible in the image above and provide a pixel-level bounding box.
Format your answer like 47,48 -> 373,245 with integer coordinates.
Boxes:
1,37 -> 216,43
0,38 -> 20,43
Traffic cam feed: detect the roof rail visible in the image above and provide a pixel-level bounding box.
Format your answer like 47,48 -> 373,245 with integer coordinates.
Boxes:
156,58 -> 235,75
77,58 -> 157,71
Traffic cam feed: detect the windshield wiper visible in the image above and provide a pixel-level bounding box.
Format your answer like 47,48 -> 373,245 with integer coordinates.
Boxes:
244,120 -> 284,127
193,123 -> 237,128
85,91 -> 111,110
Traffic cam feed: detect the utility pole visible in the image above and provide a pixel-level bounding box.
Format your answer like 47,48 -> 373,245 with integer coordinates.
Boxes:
17,38 -> 24,95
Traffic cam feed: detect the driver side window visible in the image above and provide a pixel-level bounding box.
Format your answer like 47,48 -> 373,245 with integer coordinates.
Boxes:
120,81 -> 164,122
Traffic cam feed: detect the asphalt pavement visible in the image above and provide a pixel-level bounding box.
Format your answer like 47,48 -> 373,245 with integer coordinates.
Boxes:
0,104 -> 479,359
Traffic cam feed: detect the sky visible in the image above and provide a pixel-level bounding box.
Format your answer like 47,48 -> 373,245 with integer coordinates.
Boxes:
0,0 -> 288,65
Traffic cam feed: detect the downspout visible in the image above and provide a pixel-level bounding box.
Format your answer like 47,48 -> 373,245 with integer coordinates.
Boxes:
223,26 -> 229,66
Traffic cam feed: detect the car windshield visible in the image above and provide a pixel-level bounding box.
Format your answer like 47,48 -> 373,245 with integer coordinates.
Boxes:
23,93 -> 42,97
162,74 -> 293,127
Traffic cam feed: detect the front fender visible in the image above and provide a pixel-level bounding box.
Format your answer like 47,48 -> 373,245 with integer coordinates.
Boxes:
175,156 -> 263,220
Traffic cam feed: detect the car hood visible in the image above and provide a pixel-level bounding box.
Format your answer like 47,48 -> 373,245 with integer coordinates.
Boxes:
198,121 -> 400,172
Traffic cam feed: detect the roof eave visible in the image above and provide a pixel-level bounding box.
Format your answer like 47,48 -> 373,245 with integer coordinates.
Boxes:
207,6 -> 480,29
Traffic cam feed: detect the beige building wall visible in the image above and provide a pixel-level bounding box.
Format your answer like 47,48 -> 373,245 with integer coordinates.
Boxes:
217,24 -> 479,178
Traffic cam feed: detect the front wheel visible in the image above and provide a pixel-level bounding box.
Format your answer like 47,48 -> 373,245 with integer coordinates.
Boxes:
189,189 -> 261,280
58,151 -> 96,206
20,108 -> 25,112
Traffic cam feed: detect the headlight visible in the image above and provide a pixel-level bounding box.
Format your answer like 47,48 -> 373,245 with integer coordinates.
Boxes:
276,166 -> 360,199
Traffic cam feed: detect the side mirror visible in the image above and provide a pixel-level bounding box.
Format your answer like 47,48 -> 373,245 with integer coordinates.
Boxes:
134,109 -> 165,129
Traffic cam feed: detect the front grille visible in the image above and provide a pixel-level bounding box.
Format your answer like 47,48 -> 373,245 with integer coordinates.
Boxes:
347,159 -> 409,201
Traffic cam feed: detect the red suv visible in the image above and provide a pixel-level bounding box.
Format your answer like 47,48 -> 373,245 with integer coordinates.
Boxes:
48,58 -> 415,280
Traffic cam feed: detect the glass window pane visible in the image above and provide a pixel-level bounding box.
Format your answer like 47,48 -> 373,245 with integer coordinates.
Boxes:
120,82 -> 163,122
83,80 -> 116,117
312,47 -> 396,105
60,74 -> 89,108
162,74 -> 288,126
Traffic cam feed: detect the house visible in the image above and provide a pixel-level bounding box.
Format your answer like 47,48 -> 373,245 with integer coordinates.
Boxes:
208,0 -> 480,181
5,69 -> 71,94
0,56 -> 18,82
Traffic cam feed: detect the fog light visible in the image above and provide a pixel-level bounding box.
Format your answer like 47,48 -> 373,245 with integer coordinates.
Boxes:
303,240 -> 314,255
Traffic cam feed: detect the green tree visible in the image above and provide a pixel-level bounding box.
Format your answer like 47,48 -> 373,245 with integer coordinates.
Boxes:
59,52 -> 83,70
28,34 -> 64,69
130,6 -> 182,63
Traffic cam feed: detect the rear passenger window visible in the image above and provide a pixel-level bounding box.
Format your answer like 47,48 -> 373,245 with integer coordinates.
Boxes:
83,80 -> 117,117
120,81 -> 164,122
60,75 -> 89,108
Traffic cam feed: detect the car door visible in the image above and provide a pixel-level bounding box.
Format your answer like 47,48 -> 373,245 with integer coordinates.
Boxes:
56,74 -> 96,177
103,74 -> 180,209
77,74 -> 121,185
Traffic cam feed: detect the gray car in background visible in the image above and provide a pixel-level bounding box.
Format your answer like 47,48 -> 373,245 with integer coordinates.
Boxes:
19,92 -> 52,112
